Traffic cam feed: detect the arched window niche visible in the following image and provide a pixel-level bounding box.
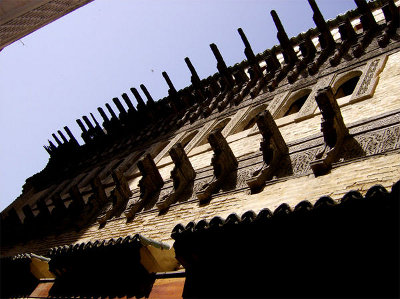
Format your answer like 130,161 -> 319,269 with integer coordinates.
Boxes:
332,70 -> 362,101
278,89 -> 312,119
181,130 -> 198,149
198,118 -> 231,146
229,104 -> 268,135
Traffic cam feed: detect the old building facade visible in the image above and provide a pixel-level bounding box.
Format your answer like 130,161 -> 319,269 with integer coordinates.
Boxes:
1,0 -> 399,298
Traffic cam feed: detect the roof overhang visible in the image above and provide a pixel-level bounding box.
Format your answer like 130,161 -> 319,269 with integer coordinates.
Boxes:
0,0 -> 94,51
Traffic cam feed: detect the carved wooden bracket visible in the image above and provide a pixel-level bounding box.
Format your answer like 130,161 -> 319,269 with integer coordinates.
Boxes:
310,86 -> 349,176
68,185 -> 86,218
112,170 -> 133,201
97,171 -> 132,225
125,154 -> 164,219
90,176 -> 107,206
51,193 -> 67,226
247,110 -> 288,193
352,0 -> 379,58
197,128 -> 238,203
330,18 -> 357,66
157,143 -> 196,211
69,185 -> 101,229
379,0 -> 399,48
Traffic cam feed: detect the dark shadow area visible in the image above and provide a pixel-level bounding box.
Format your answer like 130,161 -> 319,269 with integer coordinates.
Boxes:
158,182 -> 195,216
340,135 -> 366,161
174,181 -> 400,298
220,169 -> 238,192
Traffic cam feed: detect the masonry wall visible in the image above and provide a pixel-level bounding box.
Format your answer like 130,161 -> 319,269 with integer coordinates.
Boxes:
2,47 -> 400,257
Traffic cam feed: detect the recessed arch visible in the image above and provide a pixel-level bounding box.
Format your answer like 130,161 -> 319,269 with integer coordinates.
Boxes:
278,88 -> 312,118
150,140 -> 170,159
161,130 -> 199,158
332,70 -> 362,99
198,118 -> 231,146
181,130 -> 198,149
229,104 -> 268,135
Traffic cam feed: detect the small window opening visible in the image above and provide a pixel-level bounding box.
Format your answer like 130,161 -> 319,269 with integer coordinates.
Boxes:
243,116 -> 258,131
334,76 -> 360,99
151,141 -> 169,159
214,118 -> 230,132
181,131 -> 198,148
198,118 -> 230,146
284,94 -> 309,116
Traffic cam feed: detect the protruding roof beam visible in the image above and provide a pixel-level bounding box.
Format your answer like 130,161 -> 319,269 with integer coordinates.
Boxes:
238,27 -> 263,78
52,133 -> 63,146
140,84 -> 155,104
354,0 -> 378,32
97,107 -> 109,123
82,115 -> 95,130
185,57 -> 202,87
162,71 -> 178,95
105,103 -> 118,120
112,97 -> 127,116
210,43 -> 235,89
57,130 -> 68,143
130,87 -> 146,110
307,0 -> 335,50
121,93 -> 136,112
64,126 -> 78,145
270,10 -> 298,65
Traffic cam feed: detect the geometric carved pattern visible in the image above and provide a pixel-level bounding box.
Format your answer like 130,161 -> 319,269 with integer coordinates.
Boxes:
290,147 -> 323,176
350,55 -> 388,103
354,125 -> 400,155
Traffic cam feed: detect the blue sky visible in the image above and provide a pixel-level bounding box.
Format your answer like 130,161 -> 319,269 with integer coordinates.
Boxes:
0,0 -> 357,211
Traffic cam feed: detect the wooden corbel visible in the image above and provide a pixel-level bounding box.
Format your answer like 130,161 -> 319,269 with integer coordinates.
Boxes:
51,193 -> 68,228
68,185 -> 99,229
97,170 -> 132,225
247,110 -> 288,193
197,128 -> 238,203
310,86 -> 349,176
112,170 -> 133,201
125,154 -> 164,219
90,176 -> 108,206
157,143 -> 196,211
68,185 -> 86,219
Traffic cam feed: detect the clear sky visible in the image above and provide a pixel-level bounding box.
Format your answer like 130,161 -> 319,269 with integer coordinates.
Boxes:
0,0 -> 357,211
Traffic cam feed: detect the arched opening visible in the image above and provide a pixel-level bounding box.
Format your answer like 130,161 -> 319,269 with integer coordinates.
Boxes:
198,118 -> 231,146
229,104 -> 268,135
162,130 -> 199,158
334,75 -> 360,99
283,93 -> 309,116
280,89 -> 311,118
181,130 -> 198,148
151,140 -> 170,159
243,116 -> 258,131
